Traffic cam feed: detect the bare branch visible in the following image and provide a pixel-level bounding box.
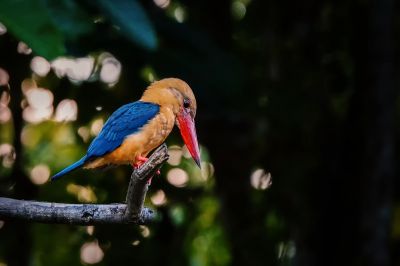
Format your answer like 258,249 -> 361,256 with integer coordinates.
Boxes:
125,143 -> 169,220
0,144 -> 169,225
0,198 -> 154,225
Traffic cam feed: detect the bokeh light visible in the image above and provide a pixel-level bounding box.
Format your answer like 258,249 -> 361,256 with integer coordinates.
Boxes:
174,6 -> 186,23
150,189 -> 167,206
80,241 -> 104,264
90,118 -> 104,136
0,220 -> 4,229
21,78 -> 37,93
0,83 -> 11,122
0,106 -> 11,123
139,225 -> 151,238
0,85 -> 11,123
250,168 -> 272,190
25,87 -> 53,109
0,143 -> 15,168
23,88 -> 54,123
167,145 -> 182,166
141,65 -> 157,83
278,241 -> 296,259
232,1 -> 247,20
167,168 -> 189,187
169,205 -> 185,226
78,126 -> 90,142
30,56 -> 51,77
200,162 -> 214,181
67,184 -> 98,203
22,85 -> 54,123
0,87 -> 10,107
181,145 -> 191,159
0,22 -> 6,35
100,54 -> 121,86
0,68 -> 9,86
70,57 -> 95,82
30,164 -> 50,185
20,125 -> 39,147
87,226 -> 94,235
17,42 -> 32,55
153,0 -> 170,8
51,57 -> 74,77
55,99 -> 78,122
132,240 -> 140,246
51,56 -> 95,83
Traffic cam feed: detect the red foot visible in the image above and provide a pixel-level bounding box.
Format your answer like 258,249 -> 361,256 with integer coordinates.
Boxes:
132,155 -> 148,169
131,156 -> 160,185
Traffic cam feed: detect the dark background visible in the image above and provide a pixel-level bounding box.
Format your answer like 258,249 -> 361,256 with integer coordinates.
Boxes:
0,0 -> 399,265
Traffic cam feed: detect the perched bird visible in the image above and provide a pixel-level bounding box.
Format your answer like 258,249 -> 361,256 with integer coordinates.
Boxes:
52,78 -> 200,180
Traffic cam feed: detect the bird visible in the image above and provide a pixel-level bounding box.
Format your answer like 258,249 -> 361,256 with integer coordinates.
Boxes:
51,78 -> 200,180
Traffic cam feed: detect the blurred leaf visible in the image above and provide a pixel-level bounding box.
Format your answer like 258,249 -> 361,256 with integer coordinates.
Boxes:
186,197 -> 231,266
98,0 -> 157,51
169,204 -> 186,226
0,0 -> 65,60
43,0 -> 94,40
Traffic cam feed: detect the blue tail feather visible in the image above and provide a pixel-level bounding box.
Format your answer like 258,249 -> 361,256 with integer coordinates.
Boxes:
51,156 -> 87,181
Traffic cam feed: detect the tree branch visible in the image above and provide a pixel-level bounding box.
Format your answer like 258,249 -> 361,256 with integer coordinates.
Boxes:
0,144 -> 169,225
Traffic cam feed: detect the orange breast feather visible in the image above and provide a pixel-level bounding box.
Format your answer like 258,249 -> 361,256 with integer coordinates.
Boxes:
84,106 -> 175,169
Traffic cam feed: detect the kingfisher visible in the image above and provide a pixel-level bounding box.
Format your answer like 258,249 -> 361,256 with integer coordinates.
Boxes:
52,78 -> 200,180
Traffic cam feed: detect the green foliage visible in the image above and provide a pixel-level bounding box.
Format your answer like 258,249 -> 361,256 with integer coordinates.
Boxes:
43,0 -> 94,41
0,0 -> 65,60
185,197 -> 231,266
0,0 -> 157,60
98,0 -> 158,51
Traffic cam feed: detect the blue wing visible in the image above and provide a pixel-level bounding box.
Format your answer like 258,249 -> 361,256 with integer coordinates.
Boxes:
51,101 -> 159,180
86,101 -> 160,159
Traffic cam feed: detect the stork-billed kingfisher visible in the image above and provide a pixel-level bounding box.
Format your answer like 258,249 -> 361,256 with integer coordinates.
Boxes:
52,78 -> 200,180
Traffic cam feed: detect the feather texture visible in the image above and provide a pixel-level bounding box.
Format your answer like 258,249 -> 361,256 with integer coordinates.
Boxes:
51,156 -> 87,180
51,101 -> 159,180
87,101 -> 159,158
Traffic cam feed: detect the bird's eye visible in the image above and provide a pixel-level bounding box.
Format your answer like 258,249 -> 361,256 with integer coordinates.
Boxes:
183,98 -> 190,108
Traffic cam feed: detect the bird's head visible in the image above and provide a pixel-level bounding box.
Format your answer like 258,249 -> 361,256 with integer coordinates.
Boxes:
141,78 -> 201,167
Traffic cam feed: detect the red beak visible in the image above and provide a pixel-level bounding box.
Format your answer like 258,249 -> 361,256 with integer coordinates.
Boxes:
177,108 -> 201,168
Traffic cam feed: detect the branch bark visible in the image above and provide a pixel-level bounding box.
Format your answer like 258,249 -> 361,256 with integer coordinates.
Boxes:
0,144 -> 169,225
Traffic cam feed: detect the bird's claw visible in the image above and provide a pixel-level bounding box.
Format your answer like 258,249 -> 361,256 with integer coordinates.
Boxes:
132,156 -> 148,168
132,156 -> 161,186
